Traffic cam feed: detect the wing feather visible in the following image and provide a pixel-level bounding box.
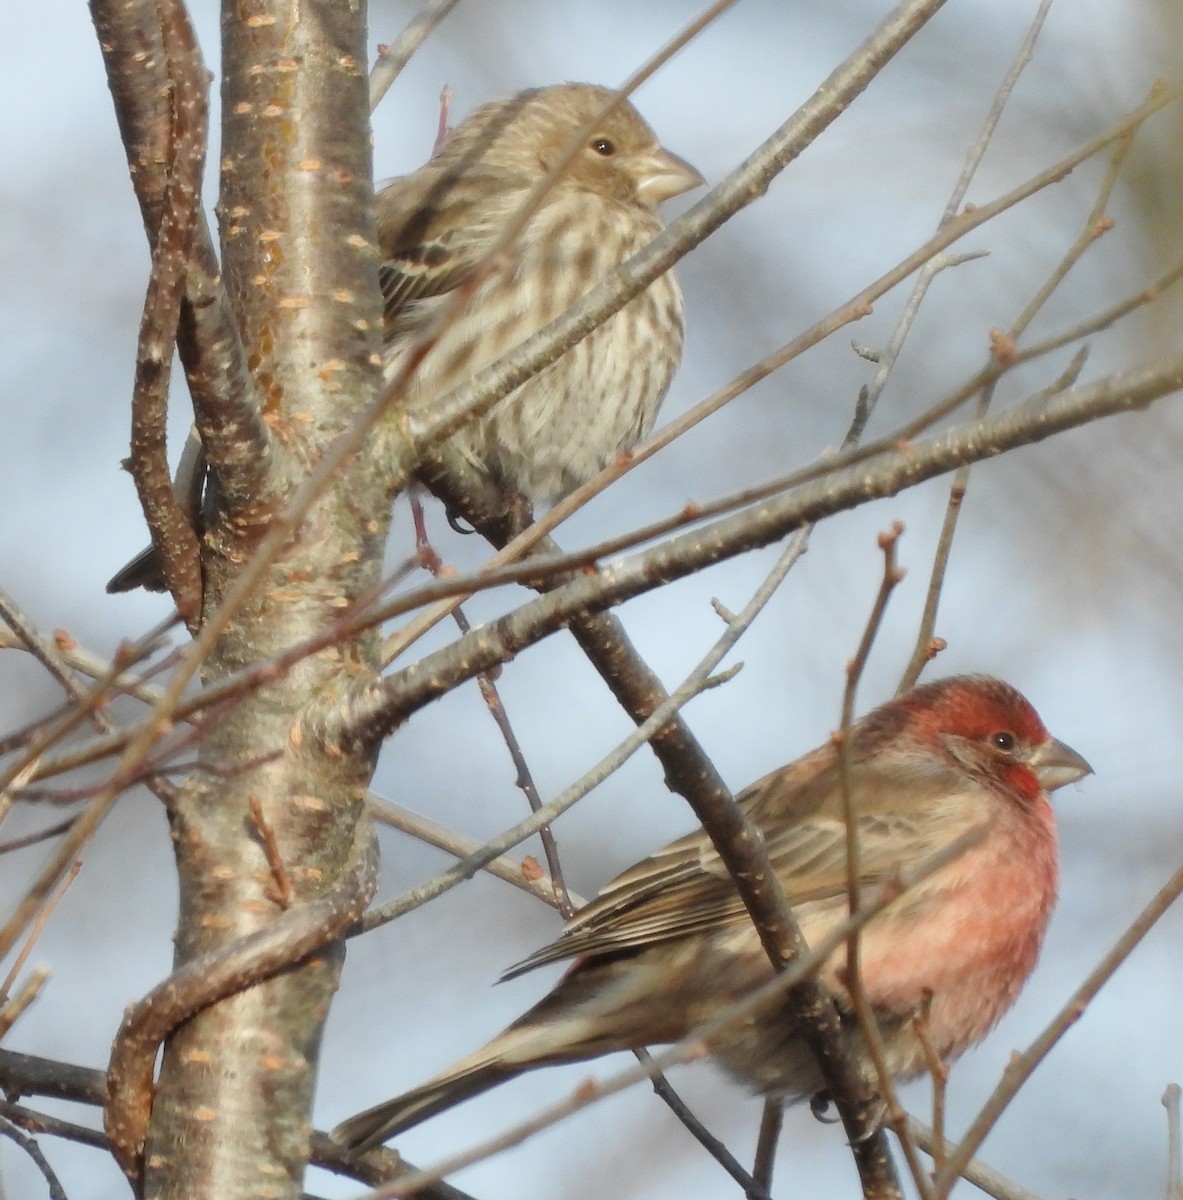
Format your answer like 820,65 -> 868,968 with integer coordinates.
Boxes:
503,748 -> 983,979
376,165 -> 526,333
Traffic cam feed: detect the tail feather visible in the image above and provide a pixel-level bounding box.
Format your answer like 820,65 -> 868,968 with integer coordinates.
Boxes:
333,963 -> 657,1154
331,1056 -> 519,1154
106,544 -> 166,593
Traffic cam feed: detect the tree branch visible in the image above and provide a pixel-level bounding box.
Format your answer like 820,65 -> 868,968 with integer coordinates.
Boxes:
344,351 -> 1183,742
89,0 -> 275,593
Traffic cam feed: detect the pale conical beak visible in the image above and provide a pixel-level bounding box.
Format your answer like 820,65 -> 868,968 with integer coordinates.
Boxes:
1032,736 -> 1093,792
637,147 -> 705,205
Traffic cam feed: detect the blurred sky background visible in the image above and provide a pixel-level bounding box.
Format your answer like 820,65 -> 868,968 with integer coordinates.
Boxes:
3,1 -> 1183,1198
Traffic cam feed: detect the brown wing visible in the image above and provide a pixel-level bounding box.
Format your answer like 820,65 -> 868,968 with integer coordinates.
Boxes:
376,164 -> 523,333
502,746 -> 980,979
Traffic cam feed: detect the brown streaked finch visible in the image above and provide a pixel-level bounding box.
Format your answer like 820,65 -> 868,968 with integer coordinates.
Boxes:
333,675 -> 1091,1153
376,81 -> 702,504
106,84 -> 699,594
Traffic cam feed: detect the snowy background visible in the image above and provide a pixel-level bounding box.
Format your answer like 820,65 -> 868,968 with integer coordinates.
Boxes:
3,1 -> 1183,1198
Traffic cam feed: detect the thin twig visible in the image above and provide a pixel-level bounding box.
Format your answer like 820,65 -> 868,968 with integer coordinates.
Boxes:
1005,256 -> 1183,364
835,525 -> 931,1198
0,967 -> 51,1041
361,662 -> 737,929
470,655 -> 575,917
417,520 -> 576,919
0,614 -> 178,849
857,0 -> 1057,429
0,631 -> 173,712
0,860 -> 80,1004
839,523 -> 907,917
1164,1084 -> 1182,1200
0,1113 -> 69,1200
750,1099 -> 783,1200
369,0 -> 463,112
0,601 -> 100,710
367,795 -> 583,910
248,795 -> 295,908
897,88 -> 1140,691
0,597 -> 173,794
636,1048 -> 773,1200
911,996 -> 949,1174
907,1117 -> 1044,1200
0,817 -> 78,855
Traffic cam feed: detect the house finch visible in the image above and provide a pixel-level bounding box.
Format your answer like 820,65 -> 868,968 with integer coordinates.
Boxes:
377,81 -> 702,502
106,84 -> 699,593
333,675 -> 1091,1154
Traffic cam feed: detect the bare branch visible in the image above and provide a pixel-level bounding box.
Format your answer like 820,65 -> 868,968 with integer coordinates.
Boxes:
1164,1085 -> 1182,1200
345,351 -> 1183,743
369,0 -> 464,111
750,1100 -> 783,1200
907,1117 -> 1044,1200
122,0 -> 207,620
637,1048 -> 774,1200
361,666 -> 728,929
0,1050 -> 479,1200
0,967 -> 51,1041
0,1113 -> 69,1200
0,861 -> 78,1008
367,795 -> 584,910
833,525 -> 924,1198
105,816 -> 378,1185
856,0 -> 1057,426
898,94 -> 1142,691
89,0 -> 271,524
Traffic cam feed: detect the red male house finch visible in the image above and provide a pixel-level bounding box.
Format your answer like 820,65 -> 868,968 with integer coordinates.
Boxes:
333,675 -> 1091,1153
377,81 -> 702,503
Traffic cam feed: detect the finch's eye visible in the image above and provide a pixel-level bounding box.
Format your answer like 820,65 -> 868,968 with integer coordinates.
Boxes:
990,731 -> 1017,753
590,137 -> 616,157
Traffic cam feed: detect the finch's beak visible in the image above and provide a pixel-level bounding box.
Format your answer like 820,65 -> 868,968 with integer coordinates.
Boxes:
637,148 -> 705,205
1032,737 -> 1093,792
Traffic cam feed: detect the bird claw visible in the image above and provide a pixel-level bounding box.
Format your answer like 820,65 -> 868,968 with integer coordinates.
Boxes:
847,1098 -> 887,1144
808,1090 -> 887,1143
446,508 -> 476,535
809,1090 -> 839,1123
